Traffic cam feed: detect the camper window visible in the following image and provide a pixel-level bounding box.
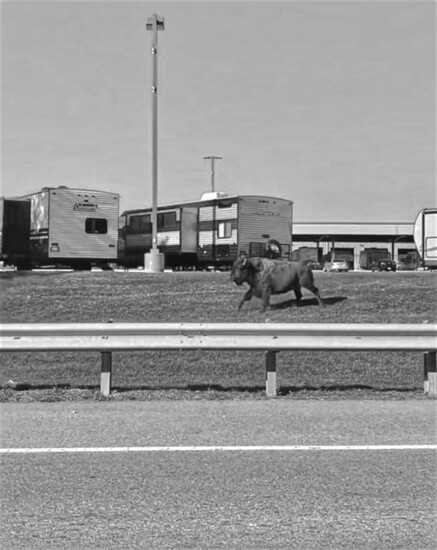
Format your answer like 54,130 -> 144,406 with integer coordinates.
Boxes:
85,218 -> 108,234
157,211 -> 177,229
128,214 -> 151,234
218,221 -> 232,239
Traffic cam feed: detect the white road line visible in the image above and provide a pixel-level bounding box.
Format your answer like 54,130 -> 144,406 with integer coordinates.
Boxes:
0,445 -> 436,454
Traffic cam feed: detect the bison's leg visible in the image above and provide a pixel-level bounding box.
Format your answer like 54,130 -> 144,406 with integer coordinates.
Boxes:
294,288 -> 303,304
238,288 -> 254,310
301,271 -> 324,307
302,282 -> 324,307
261,288 -> 271,312
312,286 -> 324,307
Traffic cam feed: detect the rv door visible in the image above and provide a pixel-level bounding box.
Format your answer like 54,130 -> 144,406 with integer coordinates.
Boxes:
181,207 -> 198,253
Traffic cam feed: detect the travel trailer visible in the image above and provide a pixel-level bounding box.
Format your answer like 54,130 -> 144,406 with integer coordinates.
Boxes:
1,186 -> 119,269
414,208 -> 437,269
118,193 -> 293,269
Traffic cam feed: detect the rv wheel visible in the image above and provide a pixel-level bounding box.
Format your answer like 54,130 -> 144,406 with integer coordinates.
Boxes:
265,239 -> 282,259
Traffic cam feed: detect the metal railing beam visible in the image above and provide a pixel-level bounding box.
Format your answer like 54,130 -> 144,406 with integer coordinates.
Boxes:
1,323 -> 436,398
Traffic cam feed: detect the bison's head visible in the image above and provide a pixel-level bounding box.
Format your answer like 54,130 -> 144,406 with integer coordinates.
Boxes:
230,257 -> 263,286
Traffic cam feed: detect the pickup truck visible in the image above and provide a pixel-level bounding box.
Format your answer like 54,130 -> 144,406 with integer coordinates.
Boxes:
371,258 -> 397,272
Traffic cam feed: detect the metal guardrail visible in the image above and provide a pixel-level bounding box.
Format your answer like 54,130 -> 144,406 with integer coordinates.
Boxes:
1,323 -> 436,397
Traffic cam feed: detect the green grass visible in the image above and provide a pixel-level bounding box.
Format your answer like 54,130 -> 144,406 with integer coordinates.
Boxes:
0,270 -> 436,397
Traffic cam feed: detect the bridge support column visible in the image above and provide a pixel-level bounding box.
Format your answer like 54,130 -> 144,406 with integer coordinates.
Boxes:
100,352 -> 112,397
265,351 -> 277,397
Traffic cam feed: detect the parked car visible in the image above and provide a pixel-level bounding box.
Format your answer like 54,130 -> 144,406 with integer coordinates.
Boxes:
325,260 -> 349,272
371,258 -> 397,272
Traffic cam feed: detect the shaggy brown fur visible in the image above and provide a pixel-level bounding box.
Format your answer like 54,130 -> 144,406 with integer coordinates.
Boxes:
230,256 -> 324,311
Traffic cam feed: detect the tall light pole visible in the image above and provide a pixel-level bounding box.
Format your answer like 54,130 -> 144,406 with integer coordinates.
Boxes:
145,14 -> 165,272
203,156 -> 223,193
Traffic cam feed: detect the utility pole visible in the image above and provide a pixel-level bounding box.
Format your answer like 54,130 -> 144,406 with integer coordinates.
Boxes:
145,14 -> 165,272
203,156 -> 223,193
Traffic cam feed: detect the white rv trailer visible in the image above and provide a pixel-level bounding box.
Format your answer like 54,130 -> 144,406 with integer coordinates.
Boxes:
414,208 -> 437,269
21,186 -> 120,268
119,193 -> 293,269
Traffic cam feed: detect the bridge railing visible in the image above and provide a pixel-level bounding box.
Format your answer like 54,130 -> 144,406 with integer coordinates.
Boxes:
1,323 -> 436,398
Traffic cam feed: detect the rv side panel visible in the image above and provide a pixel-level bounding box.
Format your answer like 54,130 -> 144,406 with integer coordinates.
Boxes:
46,188 -> 119,261
237,196 -> 293,258
198,200 -> 238,263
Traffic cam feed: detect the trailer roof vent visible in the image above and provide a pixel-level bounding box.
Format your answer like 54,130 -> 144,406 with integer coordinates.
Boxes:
200,191 -> 228,201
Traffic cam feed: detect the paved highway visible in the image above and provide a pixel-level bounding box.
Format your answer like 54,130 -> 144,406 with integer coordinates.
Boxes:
1,400 -> 436,549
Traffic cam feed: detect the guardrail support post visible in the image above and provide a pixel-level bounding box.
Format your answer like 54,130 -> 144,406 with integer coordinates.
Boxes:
100,352 -> 112,397
265,351 -> 277,397
424,352 -> 437,398
423,353 -> 429,394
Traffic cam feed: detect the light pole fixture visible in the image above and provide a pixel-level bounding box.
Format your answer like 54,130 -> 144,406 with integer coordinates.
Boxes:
203,156 -> 223,193
144,13 -> 165,272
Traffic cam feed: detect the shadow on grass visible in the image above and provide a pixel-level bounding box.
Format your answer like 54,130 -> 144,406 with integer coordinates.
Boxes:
271,296 -> 347,309
1,382 -> 419,394
126,383 -> 419,394
0,271 -> 34,279
0,271 -> 72,281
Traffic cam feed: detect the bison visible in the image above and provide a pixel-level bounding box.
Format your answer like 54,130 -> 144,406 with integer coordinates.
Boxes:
230,256 -> 324,311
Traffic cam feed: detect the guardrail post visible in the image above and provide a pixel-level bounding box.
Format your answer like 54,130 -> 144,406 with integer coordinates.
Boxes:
265,351 -> 277,397
100,352 -> 112,397
423,353 -> 429,394
425,352 -> 437,398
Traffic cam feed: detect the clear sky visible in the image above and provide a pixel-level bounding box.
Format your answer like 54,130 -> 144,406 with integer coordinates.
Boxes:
1,0 -> 435,222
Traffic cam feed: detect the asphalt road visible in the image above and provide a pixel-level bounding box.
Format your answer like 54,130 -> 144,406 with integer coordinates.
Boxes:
1,400 -> 436,549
